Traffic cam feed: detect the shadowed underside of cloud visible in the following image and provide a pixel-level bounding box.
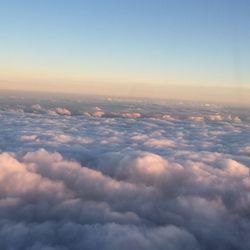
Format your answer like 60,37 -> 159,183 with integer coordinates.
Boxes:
0,149 -> 250,250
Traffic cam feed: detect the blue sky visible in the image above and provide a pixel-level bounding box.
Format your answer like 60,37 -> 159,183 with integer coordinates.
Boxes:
0,0 -> 249,99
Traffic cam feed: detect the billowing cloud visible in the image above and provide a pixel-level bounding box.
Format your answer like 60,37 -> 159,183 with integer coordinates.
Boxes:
0,149 -> 250,249
49,108 -> 72,116
0,94 -> 249,249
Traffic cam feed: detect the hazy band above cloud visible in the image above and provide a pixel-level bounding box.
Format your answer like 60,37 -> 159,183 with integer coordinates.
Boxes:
1,80 -> 250,106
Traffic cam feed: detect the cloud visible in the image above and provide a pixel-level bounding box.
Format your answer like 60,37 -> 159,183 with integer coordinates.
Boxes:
144,138 -> 176,148
1,148 -> 250,249
0,221 -> 198,250
49,108 -> 72,116
0,95 -> 250,249
20,135 -> 39,142
32,104 -> 44,112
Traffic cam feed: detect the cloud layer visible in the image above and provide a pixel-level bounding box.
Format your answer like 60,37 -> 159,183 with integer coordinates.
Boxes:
1,149 -> 250,250
0,94 -> 249,249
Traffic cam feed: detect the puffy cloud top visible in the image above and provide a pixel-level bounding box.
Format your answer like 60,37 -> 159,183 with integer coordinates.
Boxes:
0,95 -> 249,250
0,148 -> 250,250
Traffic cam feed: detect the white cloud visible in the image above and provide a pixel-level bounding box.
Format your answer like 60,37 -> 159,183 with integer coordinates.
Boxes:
0,96 -> 249,249
144,138 -> 176,148
1,149 -> 250,249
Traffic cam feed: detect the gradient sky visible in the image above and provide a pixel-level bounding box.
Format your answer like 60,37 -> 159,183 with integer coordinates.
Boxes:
0,0 -> 250,103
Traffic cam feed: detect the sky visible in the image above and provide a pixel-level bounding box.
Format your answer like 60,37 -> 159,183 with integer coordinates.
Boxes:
0,0 -> 250,104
